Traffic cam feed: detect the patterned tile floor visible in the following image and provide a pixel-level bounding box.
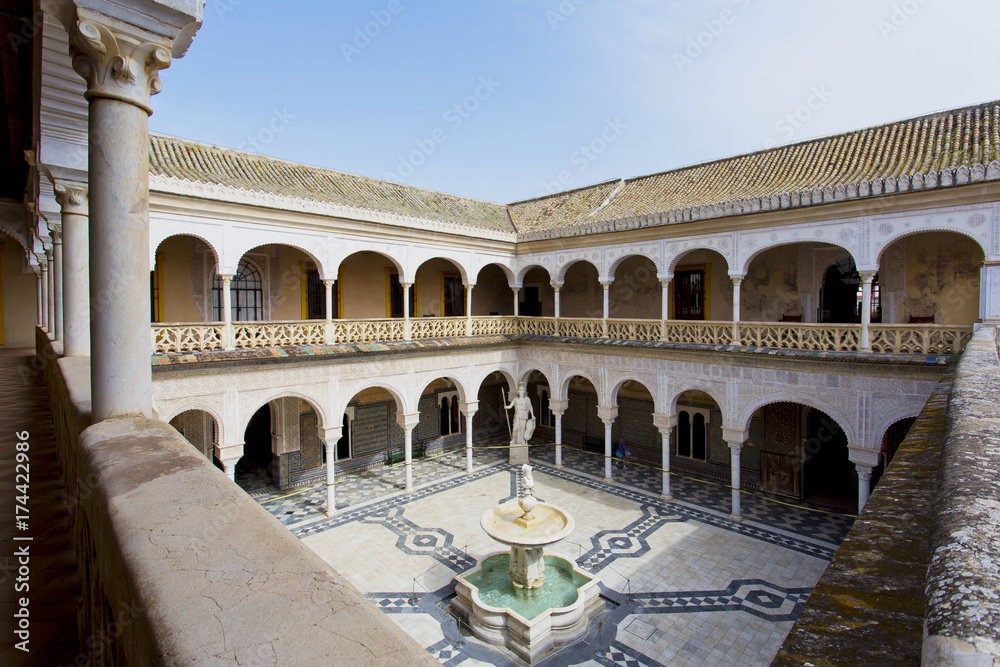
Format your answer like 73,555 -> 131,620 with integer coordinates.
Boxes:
248,439 -> 853,666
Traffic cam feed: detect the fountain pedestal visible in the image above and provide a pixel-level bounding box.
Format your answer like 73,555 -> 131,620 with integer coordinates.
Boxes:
451,465 -> 604,663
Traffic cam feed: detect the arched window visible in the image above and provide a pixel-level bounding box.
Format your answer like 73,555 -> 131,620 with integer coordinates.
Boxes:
212,260 -> 264,321
676,407 -> 709,461
440,396 -> 450,436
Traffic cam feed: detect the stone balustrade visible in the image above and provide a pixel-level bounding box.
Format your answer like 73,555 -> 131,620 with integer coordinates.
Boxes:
152,318 -> 974,356
39,328 -> 437,666
923,325 -> 1000,664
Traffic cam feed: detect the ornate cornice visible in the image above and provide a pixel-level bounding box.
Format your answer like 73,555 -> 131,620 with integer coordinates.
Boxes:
149,174 -> 519,244
53,181 -> 89,216
70,19 -> 171,115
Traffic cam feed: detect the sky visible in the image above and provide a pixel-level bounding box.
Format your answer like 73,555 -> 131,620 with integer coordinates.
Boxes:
150,0 -> 1000,205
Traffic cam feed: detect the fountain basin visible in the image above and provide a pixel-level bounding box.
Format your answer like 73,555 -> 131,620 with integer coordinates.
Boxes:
452,553 -> 603,664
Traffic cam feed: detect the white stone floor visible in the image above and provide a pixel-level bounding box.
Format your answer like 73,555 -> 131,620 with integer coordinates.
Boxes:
253,446 -> 846,666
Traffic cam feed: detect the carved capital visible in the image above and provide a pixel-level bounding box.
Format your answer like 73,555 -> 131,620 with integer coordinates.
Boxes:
47,224 -> 62,244
53,181 -> 89,216
70,18 -> 172,114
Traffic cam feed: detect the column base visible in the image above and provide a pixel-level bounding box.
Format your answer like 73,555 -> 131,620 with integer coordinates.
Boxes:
660,493 -> 674,502
727,513 -> 744,523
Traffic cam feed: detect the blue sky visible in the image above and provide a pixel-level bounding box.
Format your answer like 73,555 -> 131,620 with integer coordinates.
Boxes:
151,0 -> 1000,204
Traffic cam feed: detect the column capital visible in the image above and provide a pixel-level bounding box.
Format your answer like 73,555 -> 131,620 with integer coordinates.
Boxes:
43,244 -> 54,260
219,273 -> 234,284
319,427 -> 343,444
859,271 -> 877,284
596,404 -> 618,423
396,411 -> 421,431
855,463 -> 874,480
464,282 -> 476,290
460,400 -> 479,416
548,399 -> 568,414
657,273 -> 674,283
730,275 -> 744,287
400,280 -> 413,289
652,412 -> 678,430
848,445 -> 881,468
70,16 -> 173,114
53,180 -> 89,216
46,223 -> 63,243
550,281 -> 563,290
322,279 -> 336,287
722,427 -> 748,444
599,279 -> 613,288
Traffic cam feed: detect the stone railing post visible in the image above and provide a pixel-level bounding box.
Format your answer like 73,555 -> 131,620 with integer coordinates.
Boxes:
67,5 -> 202,419
54,182 -> 90,357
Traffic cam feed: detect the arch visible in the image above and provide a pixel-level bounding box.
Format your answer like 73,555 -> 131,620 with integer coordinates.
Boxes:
232,240 -> 327,279
876,227 -> 989,265
471,365 -> 519,396
737,392 -> 855,448
515,263 -> 551,285
873,408 -> 922,451
335,381 -> 408,420
161,400 -> 226,444
667,245 -> 732,274
240,390 -> 329,439
555,257 -> 600,283
740,240 -> 856,277
475,261 -> 516,285
411,253 -> 471,284
518,366 -> 553,389
608,252 -> 663,278
609,375 -> 657,410
335,248 -> 404,278
666,383 -> 726,417
558,369 -> 602,404
152,232 -> 222,270
415,375 -> 468,406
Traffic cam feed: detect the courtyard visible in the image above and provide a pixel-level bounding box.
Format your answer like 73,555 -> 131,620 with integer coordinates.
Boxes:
247,443 -> 851,666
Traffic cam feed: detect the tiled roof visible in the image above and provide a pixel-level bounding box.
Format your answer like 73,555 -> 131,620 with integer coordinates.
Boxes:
507,180 -> 622,232
148,135 -> 515,233
510,100 -> 1000,233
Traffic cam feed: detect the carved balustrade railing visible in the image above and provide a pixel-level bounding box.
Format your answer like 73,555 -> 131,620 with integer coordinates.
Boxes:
233,321 -> 326,349
558,318 -> 605,338
150,318 -> 974,355
330,319 -> 404,344
868,324 -> 973,355
471,316 -> 519,336
739,322 -> 860,352
152,324 -> 225,354
409,317 -> 467,340
516,317 -> 557,336
662,320 -> 735,345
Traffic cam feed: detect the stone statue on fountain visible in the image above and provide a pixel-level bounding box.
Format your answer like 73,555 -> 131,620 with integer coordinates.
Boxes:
505,382 -> 534,464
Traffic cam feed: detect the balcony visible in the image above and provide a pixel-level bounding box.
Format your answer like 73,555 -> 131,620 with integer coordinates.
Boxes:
151,316 -> 975,356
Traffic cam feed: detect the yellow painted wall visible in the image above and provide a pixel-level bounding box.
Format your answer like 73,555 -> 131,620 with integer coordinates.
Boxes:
270,245 -> 310,321
742,245 -> 802,321
561,261 -> 601,318
902,233 -> 982,324
414,258 -> 463,317
671,250 -> 732,320
156,236 -> 203,323
0,237 -> 36,347
472,264 -> 513,315
339,252 -> 397,319
610,255 -> 661,319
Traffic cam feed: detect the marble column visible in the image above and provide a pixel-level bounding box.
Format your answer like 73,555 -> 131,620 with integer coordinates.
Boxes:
321,427 -> 342,515
856,464 -> 873,513
401,281 -> 412,340
34,268 -> 43,328
49,225 -> 64,343
324,279 -> 335,344
465,283 -> 473,336
512,287 -> 520,317
731,276 -> 743,344
659,275 -> 671,340
653,413 -> 677,500
462,400 -> 478,473
398,412 -> 420,492
726,440 -> 744,521
220,275 -> 234,350
215,442 -> 244,483
550,399 -> 567,468
860,272 -> 876,352
54,182 -> 90,357
598,405 -> 618,481
600,279 -> 611,337
39,258 -> 49,330
70,17 -> 175,420
552,281 -> 562,335
45,245 -> 54,335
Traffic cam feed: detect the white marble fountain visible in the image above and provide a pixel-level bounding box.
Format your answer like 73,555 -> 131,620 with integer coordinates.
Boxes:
451,465 -> 603,663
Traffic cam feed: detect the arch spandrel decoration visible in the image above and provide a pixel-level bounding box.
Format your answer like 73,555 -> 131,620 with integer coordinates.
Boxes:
872,207 -> 995,264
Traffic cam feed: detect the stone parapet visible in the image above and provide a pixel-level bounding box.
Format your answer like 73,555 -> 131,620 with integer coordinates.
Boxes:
924,325 -> 1000,665
37,330 -> 436,666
